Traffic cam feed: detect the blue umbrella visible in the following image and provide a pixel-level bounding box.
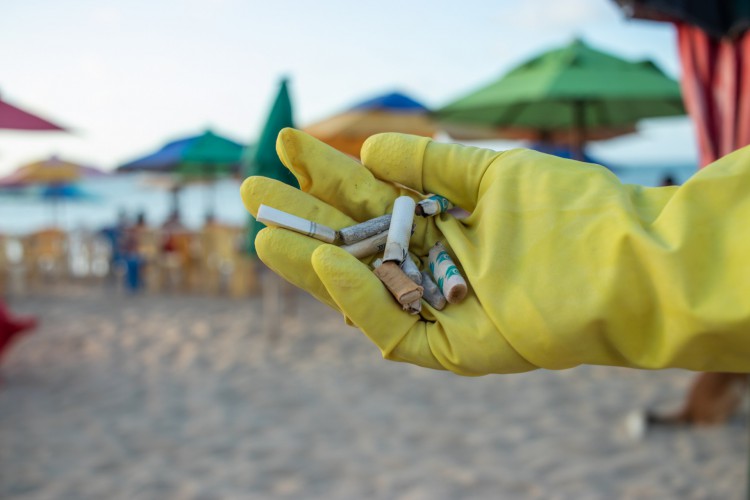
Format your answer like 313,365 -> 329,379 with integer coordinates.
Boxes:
39,183 -> 97,227
39,183 -> 97,200
117,129 -> 245,217
117,130 -> 245,173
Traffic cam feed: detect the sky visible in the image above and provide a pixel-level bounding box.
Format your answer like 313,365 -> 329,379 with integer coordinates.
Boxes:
0,0 -> 697,176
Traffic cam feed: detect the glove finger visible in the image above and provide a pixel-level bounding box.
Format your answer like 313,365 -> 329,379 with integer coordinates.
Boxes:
276,128 -> 405,221
254,227 -> 338,310
240,175 -> 355,230
241,176 -> 355,310
311,244 -> 444,370
360,133 -> 505,212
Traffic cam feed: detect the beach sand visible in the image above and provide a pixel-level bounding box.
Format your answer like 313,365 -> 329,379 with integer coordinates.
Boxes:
0,282 -> 747,499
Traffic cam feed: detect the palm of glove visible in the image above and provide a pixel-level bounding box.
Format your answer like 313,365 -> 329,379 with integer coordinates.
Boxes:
241,128 -> 629,375
241,128 -> 533,375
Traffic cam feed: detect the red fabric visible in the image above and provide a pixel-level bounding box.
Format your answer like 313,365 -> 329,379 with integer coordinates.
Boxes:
676,22 -> 750,167
0,300 -> 36,362
0,98 -> 65,131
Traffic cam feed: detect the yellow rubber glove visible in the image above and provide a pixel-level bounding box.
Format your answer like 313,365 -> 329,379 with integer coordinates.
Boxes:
241,128 -> 750,375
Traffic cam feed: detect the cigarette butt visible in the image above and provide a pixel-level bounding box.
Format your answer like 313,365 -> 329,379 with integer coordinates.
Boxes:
416,195 -> 453,217
420,271 -> 447,310
428,241 -> 467,304
339,215 -> 392,245
401,256 -> 422,285
403,299 -> 422,315
383,196 -> 416,263
374,261 -> 423,306
257,204 -> 338,244
371,258 -> 384,269
341,230 -> 389,259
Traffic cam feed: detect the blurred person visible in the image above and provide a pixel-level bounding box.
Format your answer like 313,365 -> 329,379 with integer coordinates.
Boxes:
660,174 -> 677,186
241,129 -> 750,376
121,211 -> 148,293
99,208 -> 128,277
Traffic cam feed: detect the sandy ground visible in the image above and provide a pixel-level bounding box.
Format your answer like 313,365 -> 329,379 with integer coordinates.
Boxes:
1,282 -> 748,500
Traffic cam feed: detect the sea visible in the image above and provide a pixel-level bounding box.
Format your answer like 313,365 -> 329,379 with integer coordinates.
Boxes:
0,164 -> 697,235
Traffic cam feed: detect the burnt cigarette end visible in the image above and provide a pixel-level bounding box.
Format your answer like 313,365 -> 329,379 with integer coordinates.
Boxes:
416,195 -> 454,217
383,196 -> 416,263
374,261 -> 423,305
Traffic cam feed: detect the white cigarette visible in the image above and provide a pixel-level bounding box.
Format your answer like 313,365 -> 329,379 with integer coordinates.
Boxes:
256,204 -> 338,243
339,215 -> 392,245
428,241 -> 467,304
341,230 -> 389,259
416,195 -> 453,217
383,196 -> 416,263
400,256 -> 422,285
420,271 -> 447,310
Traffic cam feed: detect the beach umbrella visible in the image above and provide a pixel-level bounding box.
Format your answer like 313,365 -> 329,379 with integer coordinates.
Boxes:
39,183 -> 98,226
614,0 -> 750,40
304,91 -> 438,158
0,91 -> 66,131
117,129 -> 245,216
0,156 -> 100,227
435,38 -> 685,160
244,78 -> 298,255
442,122 -> 638,144
614,0 -> 750,167
118,130 -> 244,175
0,155 -> 103,187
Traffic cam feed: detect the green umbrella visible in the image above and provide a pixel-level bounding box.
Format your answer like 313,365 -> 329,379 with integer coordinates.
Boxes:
244,78 -> 299,255
180,130 -> 245,179
435,38 -> 686,159
118,129 -> 245,217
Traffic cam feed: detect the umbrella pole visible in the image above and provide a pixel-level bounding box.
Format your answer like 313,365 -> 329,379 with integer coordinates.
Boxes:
571,100 -> 586,161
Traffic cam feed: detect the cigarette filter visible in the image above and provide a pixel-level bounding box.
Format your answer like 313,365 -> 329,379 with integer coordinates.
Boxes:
420,271 -> 447,310
383,196 -> 416,263
341,230 -> 389,259
338,215 -> 392,245
401,256 -> 422,285
374,261 -> 423,305
256,204 -> 338,244
416,195 -> 453,217
428,242 -> 467,304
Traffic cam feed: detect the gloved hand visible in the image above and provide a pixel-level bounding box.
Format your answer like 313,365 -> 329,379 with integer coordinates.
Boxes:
241,128 -> 750,375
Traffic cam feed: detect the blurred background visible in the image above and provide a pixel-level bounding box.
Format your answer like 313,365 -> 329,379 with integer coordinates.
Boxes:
1,0 -> 749,498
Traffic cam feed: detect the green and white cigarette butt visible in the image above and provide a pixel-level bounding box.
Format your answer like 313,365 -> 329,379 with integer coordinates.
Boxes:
428,241 -> 467,304
416,195 -> 453,217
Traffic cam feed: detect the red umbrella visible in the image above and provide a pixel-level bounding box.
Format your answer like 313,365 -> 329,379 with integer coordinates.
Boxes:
614,0 -> 750,166
676,24 -> 750,166
0,91 -> 66,131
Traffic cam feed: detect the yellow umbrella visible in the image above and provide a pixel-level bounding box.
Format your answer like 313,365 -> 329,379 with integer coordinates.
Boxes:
304,92 -> 437,158
0,155 -> 97,186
